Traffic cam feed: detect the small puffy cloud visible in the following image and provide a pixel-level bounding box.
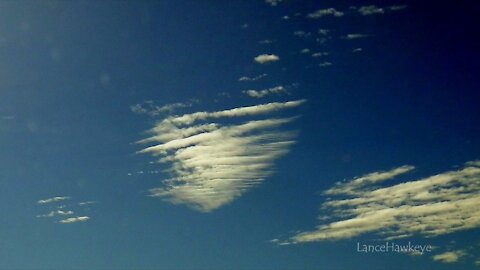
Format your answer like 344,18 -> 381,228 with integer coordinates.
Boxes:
37,196 -> 70,204
254,54 -> 280,64
283,161 -> 480,244
243,86 -> 288,98
239,73 -> 267,82
59,216 -> 90,224
352,48 -> 363,53
358,5 -> 385,15
307,8 -> 344,19
265,0 -> 282,6
432,250 -> 467,263
137,100 -> 305,212
300,48 -> 311,54
318,29 -> 330,36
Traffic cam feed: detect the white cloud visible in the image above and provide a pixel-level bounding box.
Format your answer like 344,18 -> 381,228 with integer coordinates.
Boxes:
78,201 -> 96,206
239,73 -> 267,82
284,161 -> 480,244
293,31 -> 311,38
137,100 -> 305,212
307,8 -> 344,19
312,52 -> 329,58
358,5 -> 385,15
432,250 -> 467,263
265,0 -> 282,6
59,216 -> 90,224
254,54 -> 280,64
344,34 -> 371,40
318,29 -> 330,36
352,48 -> 363,53
36,210 -> 74,218
37,196 -> 70,204
300,48 -> 310,54
243,86 -> 288,98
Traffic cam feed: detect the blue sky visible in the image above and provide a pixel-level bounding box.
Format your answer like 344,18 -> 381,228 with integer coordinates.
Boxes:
0,0 -> 479,269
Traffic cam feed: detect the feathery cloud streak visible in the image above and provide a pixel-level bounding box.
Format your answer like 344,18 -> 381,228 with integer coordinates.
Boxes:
285,161 -> 480,244
138,100 -> 305,212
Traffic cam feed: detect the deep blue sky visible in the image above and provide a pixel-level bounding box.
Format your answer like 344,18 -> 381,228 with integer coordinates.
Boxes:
0,1 -> 479,269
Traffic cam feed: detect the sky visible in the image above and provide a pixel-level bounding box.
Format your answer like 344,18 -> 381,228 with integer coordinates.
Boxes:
0,0 -> 479,269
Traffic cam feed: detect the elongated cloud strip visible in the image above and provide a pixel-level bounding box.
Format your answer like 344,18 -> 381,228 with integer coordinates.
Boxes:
59,216 -> 90,224
285,161 -> 480,244
138,101 -> 304,212
243,86 -> 287,98
307,8 -> 344,19
432,250 -> 466,263
37,196 -> 70,204
239,73 -> 267,82
358,5 -> 385,15
254,54 -> 280,64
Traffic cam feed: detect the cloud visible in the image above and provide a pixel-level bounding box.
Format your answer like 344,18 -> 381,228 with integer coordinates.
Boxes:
78,201 -> 96,206
343,34 -> 371,40
265,0 -> 282,6
137,100 -> 305,212
319,62 -> 333,67
36,210 -> 74,218
312,52 -> 329,58
300,48 -> 310,54
37,196 -> 70,204
254,54 -> 280,64
59,216 -> 90,224
307,8 -> 344,19
352,48 -> 363,53
1,116 -> 15,120
130,101 -> 194,117
243,86 -> 288,98
318,29 -> 330,36
284,161 -> 480,244
293,31 -> 311,38
358,5 -> 385,15
239,73 -> 267,82
432,250 -> 467,263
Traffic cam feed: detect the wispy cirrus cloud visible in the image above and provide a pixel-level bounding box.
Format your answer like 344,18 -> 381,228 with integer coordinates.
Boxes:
137,100 -> 305,212
254,54 -> 280,64
307,8 -> 344,19
242,86 -> 288,98
343,34 -> 372,40
36,210 -> 74,218
283,161 -> 480,244
130,100 -> 196,117
432,250 -> 467,263
239,73 -> 267,82
37,196 -> 70,204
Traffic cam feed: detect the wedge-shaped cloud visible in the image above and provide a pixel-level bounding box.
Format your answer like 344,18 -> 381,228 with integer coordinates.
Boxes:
243,86 -> 288,98
432,250 -> 467,263
307,8 -> 344,19
59,216 -> 90,224
138,100 -> 305,212
254,54 -> 280,64
37,196 -> 70,204
285,161 -> 480,244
